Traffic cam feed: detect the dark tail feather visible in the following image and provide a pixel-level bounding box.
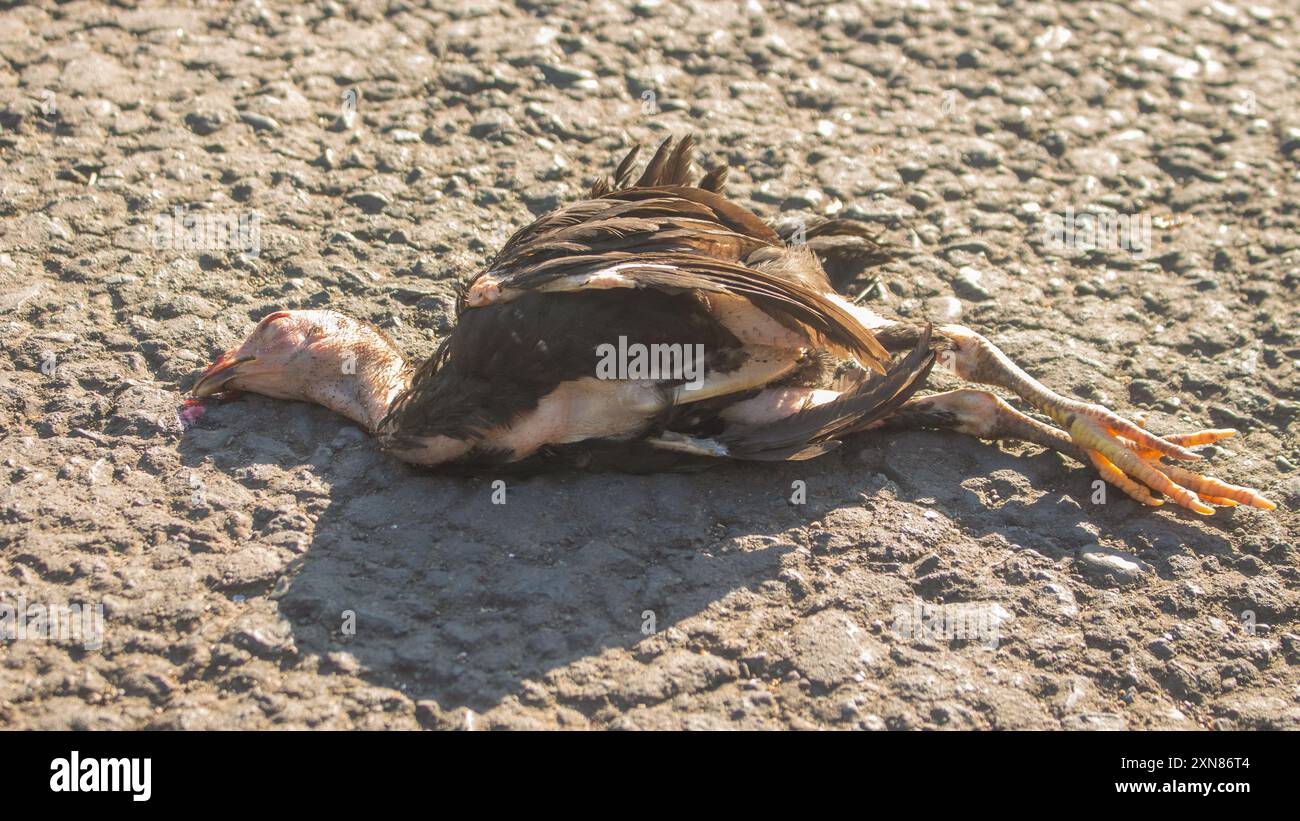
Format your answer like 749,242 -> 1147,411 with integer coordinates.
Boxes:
595,135 -> 728,196
590,143 -> 643,197
613,144 -> 641,188
699,164 -> 728,193
719,325 -> 935,461
635,136 -> 675,187
662,134 -> 696,186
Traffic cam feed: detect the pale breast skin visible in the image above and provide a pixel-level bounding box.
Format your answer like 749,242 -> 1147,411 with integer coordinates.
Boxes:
489,378 -> 666,458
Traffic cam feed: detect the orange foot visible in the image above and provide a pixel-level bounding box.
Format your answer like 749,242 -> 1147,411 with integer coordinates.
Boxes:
1061,405 -> 1275,515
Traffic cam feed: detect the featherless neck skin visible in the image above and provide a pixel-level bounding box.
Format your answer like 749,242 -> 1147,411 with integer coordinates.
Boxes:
305,342 -> 412,433
190,309 -> 412,433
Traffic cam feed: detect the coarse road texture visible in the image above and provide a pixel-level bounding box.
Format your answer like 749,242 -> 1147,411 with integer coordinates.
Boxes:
0,0 -> 1296,729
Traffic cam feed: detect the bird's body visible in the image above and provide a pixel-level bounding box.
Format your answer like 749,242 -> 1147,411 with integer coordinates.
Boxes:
192,137 -> 1274,514
376,137 -> 931,471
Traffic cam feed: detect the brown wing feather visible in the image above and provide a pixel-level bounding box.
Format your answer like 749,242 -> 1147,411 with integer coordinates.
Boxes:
468,137 -> 891,371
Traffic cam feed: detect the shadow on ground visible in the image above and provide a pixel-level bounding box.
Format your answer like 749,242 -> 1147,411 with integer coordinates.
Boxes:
179,401 -> 1232,714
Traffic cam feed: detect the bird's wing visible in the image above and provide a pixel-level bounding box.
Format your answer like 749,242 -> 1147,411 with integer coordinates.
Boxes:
498,252 -> 890,373
465,136 -> 890,372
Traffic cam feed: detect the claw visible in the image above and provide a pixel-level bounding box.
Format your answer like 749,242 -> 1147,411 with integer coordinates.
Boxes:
1160,463 -> 1276,511
1089,405 -> 1201,461
1132,428 -> 1239,461
1164,429 -> 1237,448
1070,415 -> 1214,513
1063,411 -> 1276,515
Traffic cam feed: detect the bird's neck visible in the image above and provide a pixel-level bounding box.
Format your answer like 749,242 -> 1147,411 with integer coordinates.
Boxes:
303,340 -> 412,433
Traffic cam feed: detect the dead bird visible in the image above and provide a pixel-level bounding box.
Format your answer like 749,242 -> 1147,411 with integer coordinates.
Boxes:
191,137 -> 1274,515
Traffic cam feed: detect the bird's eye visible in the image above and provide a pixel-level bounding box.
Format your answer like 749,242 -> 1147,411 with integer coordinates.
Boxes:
307,324 -> 324,338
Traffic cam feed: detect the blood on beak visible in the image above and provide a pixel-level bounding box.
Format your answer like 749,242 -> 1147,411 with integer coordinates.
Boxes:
191,352 -> 257,397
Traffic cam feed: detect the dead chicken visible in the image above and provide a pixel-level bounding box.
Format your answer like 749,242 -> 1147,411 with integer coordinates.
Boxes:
192,137 -> 1274,515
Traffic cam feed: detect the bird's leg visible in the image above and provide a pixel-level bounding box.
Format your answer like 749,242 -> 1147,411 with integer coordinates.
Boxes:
932,324 -> 1274,514
876,389 -> 1089,462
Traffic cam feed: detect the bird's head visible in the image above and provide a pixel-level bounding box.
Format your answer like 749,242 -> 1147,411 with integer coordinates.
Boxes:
191,309 -> 410,430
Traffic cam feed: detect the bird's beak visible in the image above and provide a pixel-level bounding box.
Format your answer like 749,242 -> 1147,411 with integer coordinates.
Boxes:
191,351 -> 256,397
